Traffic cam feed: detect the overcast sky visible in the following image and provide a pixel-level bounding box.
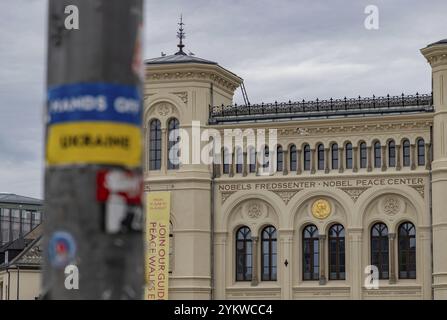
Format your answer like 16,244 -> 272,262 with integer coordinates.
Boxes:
0,0 -> 446,199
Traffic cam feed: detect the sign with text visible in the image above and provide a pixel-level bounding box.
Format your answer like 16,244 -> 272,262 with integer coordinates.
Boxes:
145,191 -> 170,300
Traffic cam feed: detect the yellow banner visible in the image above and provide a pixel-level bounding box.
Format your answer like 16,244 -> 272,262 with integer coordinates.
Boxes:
46,122 -> 141,167
145,191 -> 170,300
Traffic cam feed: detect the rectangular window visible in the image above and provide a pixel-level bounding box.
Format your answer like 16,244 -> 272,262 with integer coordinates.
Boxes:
11,209 -> 21,241
22,210 -> 31,235
1,209 -> 10,244
32,211 -> 42,229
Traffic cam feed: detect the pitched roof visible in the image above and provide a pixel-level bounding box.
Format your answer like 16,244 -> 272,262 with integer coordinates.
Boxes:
0,193 -> 42,206
145,53 -> 217,65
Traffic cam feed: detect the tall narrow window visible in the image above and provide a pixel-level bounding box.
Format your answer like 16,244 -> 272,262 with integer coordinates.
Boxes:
1,209 -> 10,244
31,211 -> 41,229
303,144 -> 311,171
149,119 -> 162,170
262,146 -> 269,170
371,223 -> 389,279
235,147 -> 243,174
276,145 -> 283,172
303,225 -> 319,280
249,147 -> 256,173
11,209 -> 20,241
328,224 -> 345,280
261,226 -> 277,281
388,140 -> 396,167
331,143 -> 339,170
223,148 -> 230,174
374,141 -> 381,168
21,211 -> 31,235
236,227 -> 252,281
317,144 -> 325,170
167,118 -> 180,170
360,142 -> 367,169
345,143 -> 353,169
290,145 -> 297,171
398,222 -> 416,279
402,139 -> 411,167
417,138 -> 425,166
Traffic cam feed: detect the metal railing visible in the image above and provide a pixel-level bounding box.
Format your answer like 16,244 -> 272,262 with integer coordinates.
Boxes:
209,93 -> 433,124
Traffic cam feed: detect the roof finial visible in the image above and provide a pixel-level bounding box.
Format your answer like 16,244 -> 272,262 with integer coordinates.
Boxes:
176,14 -> 186,55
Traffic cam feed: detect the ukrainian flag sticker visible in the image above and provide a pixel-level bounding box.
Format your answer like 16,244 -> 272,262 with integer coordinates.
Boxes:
46,83 -> 142,167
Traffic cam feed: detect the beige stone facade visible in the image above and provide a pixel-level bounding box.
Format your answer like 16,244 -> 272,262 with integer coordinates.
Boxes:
144,40 -> 447,300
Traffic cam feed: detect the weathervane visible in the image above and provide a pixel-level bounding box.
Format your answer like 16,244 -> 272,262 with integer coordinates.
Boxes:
176,14 -> 186,55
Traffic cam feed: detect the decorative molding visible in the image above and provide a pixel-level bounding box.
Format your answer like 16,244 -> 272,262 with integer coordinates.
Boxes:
341,187 -> 369,202
410,184 -> 425,198
157,102 -> 172,116
246,202 -> 262,219
221,191 -> 236,204
172,91 -> 188,104
382,196 -> 401,216
271,189 -> 301,205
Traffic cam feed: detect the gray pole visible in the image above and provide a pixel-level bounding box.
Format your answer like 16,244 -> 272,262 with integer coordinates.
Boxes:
43,0 -> 144,299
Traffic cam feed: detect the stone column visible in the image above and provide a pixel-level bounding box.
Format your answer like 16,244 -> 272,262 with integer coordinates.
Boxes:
280,231 -> 293,299
367,146 -> 372,172
339,146 -> 344,173
396,144 -> 402,171
349,229 -> 363,299
381,145 -> 387,171
251,236 -> 259,286
324,148 -> 330,173
283,149 -> 289,175
311,149 -> 316,174
319,235 -> 327,285
214,233 -> 227,299
353,146 -> 358,173
421,40 -> 447,299
296,149 -> 302,174
411,143 -> 417,170
389,233 -> 396,284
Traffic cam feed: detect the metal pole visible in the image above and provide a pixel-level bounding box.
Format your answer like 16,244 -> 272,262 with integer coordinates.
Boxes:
43,0 -> 144,299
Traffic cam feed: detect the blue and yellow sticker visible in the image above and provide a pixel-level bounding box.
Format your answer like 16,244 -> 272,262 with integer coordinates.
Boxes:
46,83 -> 142,167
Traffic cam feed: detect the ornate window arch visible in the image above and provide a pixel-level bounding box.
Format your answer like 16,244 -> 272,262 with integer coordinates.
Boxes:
398,222 -> 416,279
328,224 -> 345,280
149,119 -> 161,170
302,224 -> 319,281
236,226 -> 252,281
261,226 -> 277,281
371,223 -> 389,279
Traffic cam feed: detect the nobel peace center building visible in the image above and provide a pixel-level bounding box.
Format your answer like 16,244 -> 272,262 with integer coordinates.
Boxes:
143,38 -> 447,300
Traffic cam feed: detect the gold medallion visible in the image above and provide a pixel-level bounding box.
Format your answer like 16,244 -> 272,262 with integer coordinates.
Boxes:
311,199 -> 331,219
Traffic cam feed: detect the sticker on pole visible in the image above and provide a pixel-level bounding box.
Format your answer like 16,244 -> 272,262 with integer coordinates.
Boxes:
48,231 -> 77,268
46,83 -> 142,167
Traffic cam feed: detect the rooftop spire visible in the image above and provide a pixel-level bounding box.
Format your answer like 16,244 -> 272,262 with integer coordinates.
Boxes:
175,14 -> 186,55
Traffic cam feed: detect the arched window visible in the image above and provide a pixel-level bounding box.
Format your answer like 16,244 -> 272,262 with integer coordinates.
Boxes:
398,222 -> 416,279
317,144 -> 325,170
328,224 -> 345,280
262,145 -> 269,170
371,223 -> 389,279
236,227 -> 252,281
222,148 -> 230,174
331,143 -> 339,170
249,147 -> 256,173
345,143 -> 353,169
374,141 -> 381,168
402,139 -> 411,167
235,147 -> 243,174
388,140 -> 396,167
276,145 -> 283,172
303,225 -> 319,281
417,138 -> 425,166
149,119 -> 161,170
261,226 -> 277,281
167,118 -> 180,170
303,144 -> 311,171
360,142 -> 367,169
290,145 -> 297,171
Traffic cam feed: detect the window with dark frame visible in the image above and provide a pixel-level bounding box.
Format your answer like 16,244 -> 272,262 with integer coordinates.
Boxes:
374,141 -> 381,168
328,224 -> 345,280
317,144 -> 325,170
167,118 -> 180,170
331,143 -> 339,170
262,145 -> 269,170
345,143 -> 353,169
249,147 -> 256,173
388,140 -> 396,167
417,138 -> 425,166
303,144 -> 311,171
235,147 -> 243,174
149,119 -> 162,171
223,148 -> 230,174
303,224 -> 319,281
360,142 -> 367,168
236,226 -> 252,281
276,145 -> 283,172
261,226 -> 277,281
398,222 -> 416,279
402,139 -> 411,167
290,145 -> 297,171
371,223 -> 389,279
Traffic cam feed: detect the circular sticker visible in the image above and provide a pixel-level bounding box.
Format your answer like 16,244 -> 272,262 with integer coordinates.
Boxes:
48,231 -> 77,268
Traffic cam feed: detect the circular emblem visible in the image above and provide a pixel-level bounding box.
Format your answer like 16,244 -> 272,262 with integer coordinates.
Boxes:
383,196 -> 401,215
311,199 -> 331,219
48,231 -> 77,268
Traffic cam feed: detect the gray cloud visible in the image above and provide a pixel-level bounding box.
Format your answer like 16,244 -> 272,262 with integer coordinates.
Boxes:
1,0 -> 446,198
